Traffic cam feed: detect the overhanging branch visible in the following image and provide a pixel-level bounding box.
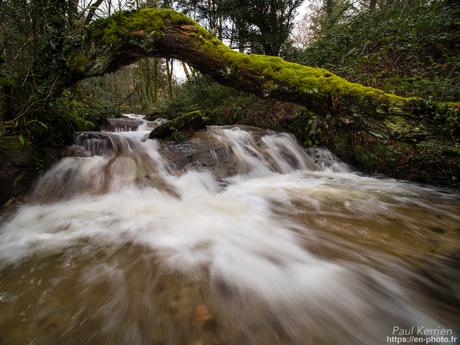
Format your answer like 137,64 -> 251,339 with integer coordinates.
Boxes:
67,8 -> 434,119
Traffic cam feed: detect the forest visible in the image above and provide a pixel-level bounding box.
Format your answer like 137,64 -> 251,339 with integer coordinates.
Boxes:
0,1 -> 459,345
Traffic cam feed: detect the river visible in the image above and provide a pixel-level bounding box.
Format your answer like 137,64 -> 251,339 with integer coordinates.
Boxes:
0,114 -> 459,345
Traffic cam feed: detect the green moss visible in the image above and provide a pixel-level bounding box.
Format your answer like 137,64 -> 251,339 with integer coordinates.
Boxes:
415,140 -> 448,156
170,129 -> 186,143
149,109 -> 209,139
68,54 -> 90,74
89,8 -> 167,44
88,8 -> 200,46
384,115 -> 413,136
181,110 -> 209,121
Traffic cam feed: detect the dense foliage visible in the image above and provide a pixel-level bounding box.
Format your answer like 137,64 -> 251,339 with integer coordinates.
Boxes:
297,0 -> 460,101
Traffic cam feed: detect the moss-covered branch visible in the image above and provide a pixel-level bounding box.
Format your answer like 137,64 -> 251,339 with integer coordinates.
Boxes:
67,8 -> 415,116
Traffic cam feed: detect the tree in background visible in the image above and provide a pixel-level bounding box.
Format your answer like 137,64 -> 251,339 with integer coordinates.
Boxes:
176,0 -> 303,55
175,0 -> 226,39
223,0 -> 304,55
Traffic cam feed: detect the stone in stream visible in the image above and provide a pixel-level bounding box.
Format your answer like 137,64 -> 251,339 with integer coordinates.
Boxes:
149,110 -> 209,139
159,125 -> 319,179
73,131 -> 113,156
103,117 -> 143,132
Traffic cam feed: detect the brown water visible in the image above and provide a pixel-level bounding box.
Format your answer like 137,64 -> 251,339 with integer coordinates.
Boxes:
0,115 -> 459,345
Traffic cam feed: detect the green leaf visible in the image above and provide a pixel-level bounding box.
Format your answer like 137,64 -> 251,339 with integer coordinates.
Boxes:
18,134 -> 26,147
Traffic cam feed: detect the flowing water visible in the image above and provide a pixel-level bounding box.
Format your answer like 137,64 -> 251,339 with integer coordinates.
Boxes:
0,114 -> 459,345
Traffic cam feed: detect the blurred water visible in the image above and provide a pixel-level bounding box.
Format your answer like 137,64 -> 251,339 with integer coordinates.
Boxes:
0,115 -> 459,345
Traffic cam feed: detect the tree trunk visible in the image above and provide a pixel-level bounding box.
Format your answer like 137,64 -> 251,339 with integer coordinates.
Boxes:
85,0 -> 104,25
153,58 -> 159,103
68,0 -> 79,27
182,61 -> 191,81
139,61 -> 149,108
58,8 -> 459,186
165,58 -> 173,99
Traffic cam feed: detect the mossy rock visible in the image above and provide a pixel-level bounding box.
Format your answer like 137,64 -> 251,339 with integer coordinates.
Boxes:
149,110 -> 209,139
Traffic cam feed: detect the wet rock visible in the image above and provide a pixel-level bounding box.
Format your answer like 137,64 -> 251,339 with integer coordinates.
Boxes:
74,132 -> 113,156
149,110 -> 209,139
158,125 -> 318,179
159,131 -> 241,179
61,145 -> 91,158
145,109 -> 173,121
102,117 -> 143,132
194,304 -> 211,323
429,226 -> 446,234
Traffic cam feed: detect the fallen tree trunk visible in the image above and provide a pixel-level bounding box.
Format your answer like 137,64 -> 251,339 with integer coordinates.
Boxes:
64,8 -> 459,186
67,8 -> 417,115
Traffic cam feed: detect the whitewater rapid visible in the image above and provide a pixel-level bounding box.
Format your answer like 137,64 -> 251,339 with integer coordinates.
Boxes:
0,115 -> 459,345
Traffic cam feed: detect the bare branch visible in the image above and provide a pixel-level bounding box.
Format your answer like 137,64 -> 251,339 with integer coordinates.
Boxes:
85,0 -> 104,24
